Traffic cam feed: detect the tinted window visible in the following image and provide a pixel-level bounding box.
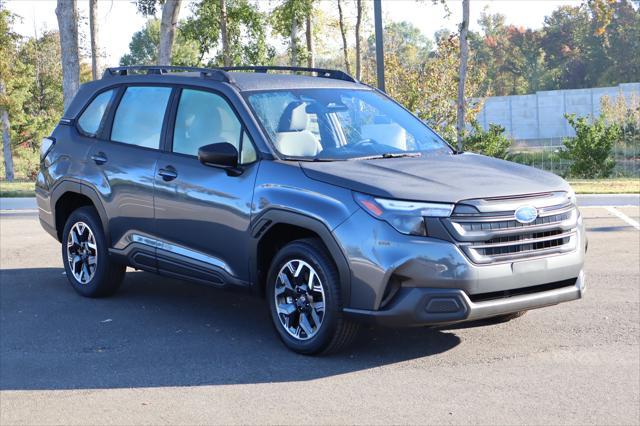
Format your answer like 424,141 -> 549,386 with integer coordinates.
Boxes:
111,86 -> 172,149
173,89 -> 256,164
77,89 -> 115,137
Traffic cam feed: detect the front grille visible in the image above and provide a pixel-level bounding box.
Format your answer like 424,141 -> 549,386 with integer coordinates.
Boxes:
443,195 -> 579,264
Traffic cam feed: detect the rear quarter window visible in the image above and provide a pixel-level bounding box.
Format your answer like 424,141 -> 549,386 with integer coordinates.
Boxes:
77,89 -> 116,137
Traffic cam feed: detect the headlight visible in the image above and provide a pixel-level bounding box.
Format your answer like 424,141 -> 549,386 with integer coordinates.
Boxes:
567,188 -> 577,206
354,193 -> 454,236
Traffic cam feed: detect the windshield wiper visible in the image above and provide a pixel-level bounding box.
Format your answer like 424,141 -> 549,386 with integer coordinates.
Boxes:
348,152 -> 422,161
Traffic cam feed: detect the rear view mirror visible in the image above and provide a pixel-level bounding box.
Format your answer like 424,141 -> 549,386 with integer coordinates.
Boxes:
198,142 -> 241,175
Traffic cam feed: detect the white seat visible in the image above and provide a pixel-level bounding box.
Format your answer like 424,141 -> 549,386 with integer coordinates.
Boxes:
274,101 -> 322,157
361,123 -> 407,150
275,131 -> 321,157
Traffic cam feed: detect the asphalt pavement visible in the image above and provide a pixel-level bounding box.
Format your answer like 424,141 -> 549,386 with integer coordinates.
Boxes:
0,205 -> 638,425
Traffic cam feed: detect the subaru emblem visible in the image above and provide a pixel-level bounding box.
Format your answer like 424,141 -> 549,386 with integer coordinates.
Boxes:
514,205 -> 538,224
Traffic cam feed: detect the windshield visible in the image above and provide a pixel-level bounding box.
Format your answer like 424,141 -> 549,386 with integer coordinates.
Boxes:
246,88 -> 451,160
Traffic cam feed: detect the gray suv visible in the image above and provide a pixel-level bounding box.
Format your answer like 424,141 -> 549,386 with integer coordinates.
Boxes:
37,66 -> 586,354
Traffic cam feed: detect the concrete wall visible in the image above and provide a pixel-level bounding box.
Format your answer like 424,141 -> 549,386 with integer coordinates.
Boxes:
476,82 -> 640,147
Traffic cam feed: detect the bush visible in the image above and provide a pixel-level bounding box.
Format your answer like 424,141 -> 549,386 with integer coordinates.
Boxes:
562,114 -> 620,179
461,121 -> 512,159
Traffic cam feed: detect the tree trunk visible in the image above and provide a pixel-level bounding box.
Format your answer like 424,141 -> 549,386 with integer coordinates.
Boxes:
55,0 -> 80,111
337,0 -> 351,75
158,0 -> 182,66
291,16 -> 298,66
1,81 -> 14,182
89,0 -> 101,80
456,0 -> 470,151
220,0 -> 230,66
306,7 -> 314,68
355,0 -> 362,80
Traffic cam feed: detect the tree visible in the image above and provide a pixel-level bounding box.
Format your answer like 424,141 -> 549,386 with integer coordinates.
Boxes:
384,34 -> 486,144
366,21 -> 433,71
89,0 -> 101,79
219,0 -> 229,66
181,0 -> 271,67
456,0 -> 470,150
135,0 -> 183,66
120,19 -> 199,66
55,0 -> 80,110
0,5 -> 17,181
159,0 -> 182,65
305,1 -> 314,68
355,0 -> 363,79
0,80 -> 11,181
271,0 -> 311,66
337,0 -> 351,74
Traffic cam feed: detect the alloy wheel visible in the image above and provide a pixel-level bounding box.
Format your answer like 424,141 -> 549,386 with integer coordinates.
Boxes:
274,259 -> 326,340
66,221 -> 98,284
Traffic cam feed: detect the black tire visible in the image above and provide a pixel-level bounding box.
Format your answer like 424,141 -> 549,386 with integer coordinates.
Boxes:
61,206 -> 125,298
266,238 -> 359,355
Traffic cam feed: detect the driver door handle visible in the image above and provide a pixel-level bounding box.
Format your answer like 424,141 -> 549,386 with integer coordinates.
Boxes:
158,166 -> 178,181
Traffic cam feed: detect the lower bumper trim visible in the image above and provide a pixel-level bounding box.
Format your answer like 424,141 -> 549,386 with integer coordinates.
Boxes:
344,270 -> 585,327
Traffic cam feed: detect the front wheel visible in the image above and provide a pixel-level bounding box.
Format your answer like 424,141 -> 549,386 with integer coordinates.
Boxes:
267,239 -> 359,355
62,206 -> 125,298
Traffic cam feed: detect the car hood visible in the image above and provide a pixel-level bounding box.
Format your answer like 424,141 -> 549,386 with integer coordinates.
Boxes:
299,152 -> 570,203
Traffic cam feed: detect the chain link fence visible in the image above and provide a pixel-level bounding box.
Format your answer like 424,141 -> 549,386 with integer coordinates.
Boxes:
508,130 -> 640,179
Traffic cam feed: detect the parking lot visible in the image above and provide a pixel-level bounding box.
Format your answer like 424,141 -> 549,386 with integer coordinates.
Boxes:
0,204 -> 638,425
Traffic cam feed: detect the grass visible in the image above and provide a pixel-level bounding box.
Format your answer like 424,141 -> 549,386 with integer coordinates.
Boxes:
568,178 -> 640,194
0,181 -> 35,197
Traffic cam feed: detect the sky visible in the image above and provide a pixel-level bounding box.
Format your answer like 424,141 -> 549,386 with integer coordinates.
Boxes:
6,0 -> 582,66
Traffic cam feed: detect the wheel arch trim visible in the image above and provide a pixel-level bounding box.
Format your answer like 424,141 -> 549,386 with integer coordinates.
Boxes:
50,179 -> 111,244
250,209 -> 351,305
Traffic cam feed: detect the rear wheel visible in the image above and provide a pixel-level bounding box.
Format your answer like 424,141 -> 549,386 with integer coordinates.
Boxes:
267,238 -> 359,355
62,206 -> 125,297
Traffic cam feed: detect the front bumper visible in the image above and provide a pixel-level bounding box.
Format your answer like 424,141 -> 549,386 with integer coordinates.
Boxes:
344,270 -> 585,327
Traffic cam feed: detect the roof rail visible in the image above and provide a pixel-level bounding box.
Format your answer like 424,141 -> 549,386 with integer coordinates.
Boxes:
220,66 -> 357,83
102,66 -> 234,84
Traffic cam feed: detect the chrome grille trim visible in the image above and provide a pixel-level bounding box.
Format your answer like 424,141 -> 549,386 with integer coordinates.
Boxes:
444,194 -> 578,265
470,230 -> 576,249
447,208 -> 577,242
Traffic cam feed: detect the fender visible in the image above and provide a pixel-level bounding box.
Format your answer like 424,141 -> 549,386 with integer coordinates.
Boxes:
50,178 -> 111,245
250,209 -> 351,306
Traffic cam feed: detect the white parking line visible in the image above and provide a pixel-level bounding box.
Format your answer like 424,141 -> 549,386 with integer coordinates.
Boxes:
605,206 -> 640,231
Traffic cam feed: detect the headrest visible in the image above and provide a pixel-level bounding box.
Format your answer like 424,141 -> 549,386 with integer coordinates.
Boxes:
278,101 -> 309,132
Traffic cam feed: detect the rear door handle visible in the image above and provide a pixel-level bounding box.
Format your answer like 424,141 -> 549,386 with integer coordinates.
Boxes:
158,166 -> 178,181
91,152 -> 107,165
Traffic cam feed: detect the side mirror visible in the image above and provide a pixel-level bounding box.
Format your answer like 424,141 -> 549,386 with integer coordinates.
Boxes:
198,143 -> 241,174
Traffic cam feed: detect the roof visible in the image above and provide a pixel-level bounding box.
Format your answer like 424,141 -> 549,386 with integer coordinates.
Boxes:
99,65 -> 367,92
227,72 -> 366,91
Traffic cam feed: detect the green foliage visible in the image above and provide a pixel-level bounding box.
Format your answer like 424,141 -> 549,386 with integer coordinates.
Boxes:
469,1 -> 640,96
601,93 -> 640,148
270,0 -> 313,65
0,145 -> 40,181
562,114 -> 621,178
180,0 -> 273,66
120,19 -> 200,66
381,34 -> 486,144
461,121 -> 512,159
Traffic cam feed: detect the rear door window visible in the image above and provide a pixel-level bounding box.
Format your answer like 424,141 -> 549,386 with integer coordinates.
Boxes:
111,86 -> 172,149
77,89 -> 115,137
